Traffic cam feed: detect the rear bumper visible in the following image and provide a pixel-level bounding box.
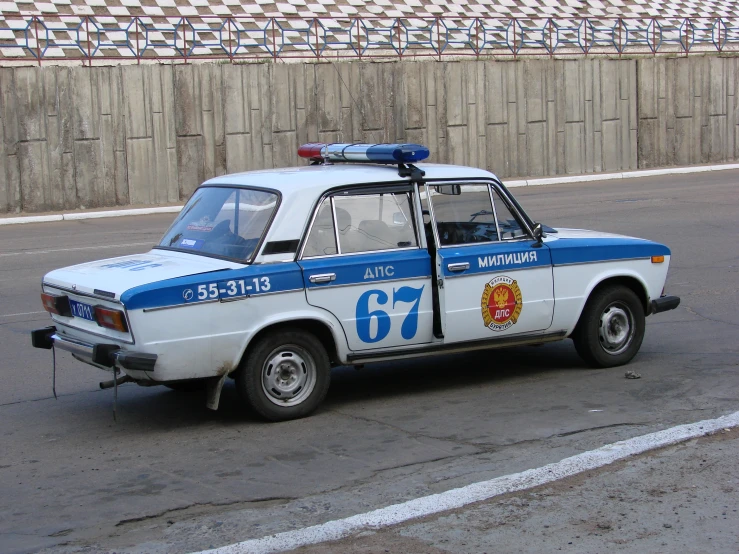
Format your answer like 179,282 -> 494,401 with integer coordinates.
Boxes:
649,295 -> 681,315
31,326 -> 157,372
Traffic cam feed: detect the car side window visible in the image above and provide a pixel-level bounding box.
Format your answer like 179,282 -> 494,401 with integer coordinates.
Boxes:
302,198 -> 338,258
491,187 -> 528,240
333,191 -> 418,254
427,184 -> 499,246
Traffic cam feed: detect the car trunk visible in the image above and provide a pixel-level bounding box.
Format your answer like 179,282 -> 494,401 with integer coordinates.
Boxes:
42,250 -> 240,343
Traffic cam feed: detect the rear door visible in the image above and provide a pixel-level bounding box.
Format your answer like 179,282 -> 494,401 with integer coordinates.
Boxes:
298,185 -> 434,352
422,182 -> 554,344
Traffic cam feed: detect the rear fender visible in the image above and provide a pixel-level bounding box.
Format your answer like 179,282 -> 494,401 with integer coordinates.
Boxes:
228,309 -> 350,372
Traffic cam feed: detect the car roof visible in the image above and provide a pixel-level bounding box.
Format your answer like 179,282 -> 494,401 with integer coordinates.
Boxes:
202,163 -> 498,195
202,162 -> 500,259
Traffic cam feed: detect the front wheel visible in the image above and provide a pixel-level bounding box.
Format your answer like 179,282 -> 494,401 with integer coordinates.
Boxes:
572,285 -> 645,368
235,328 -> 331,421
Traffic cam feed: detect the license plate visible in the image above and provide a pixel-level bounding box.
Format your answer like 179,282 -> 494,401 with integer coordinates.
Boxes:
69,299 -> 95,321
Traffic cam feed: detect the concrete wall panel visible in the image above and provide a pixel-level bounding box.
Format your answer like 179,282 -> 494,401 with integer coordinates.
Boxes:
73,140 -> 103,208
0,106 -> 6,212
174,65 -> 202,137
122,66 -> 149,139
176,135 -> 203,201
45,69 -> 65,210
223,65 -> 248,136
1,69 -> 21,210
15,67 -> 45,142
404,62 -> 426,131
126,139 -> 153,205
18,141 -> 49,212
71,67 -> 100,141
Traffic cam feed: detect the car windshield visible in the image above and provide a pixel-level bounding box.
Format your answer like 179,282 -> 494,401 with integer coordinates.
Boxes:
157,187 -> 278,262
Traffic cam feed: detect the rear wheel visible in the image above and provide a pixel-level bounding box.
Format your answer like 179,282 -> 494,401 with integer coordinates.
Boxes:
235,328 -> 331,421
573,285 -> 645,368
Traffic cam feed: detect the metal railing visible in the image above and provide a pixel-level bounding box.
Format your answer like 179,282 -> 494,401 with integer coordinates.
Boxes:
1,16 -> 738,64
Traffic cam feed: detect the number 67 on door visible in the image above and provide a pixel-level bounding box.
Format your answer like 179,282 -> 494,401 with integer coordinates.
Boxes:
355,286 -> 425,343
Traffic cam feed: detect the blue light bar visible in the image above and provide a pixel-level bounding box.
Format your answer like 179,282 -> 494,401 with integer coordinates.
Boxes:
298,143 -> 430,165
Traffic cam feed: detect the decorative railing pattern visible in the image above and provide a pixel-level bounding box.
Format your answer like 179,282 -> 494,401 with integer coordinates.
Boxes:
1,16 -> 738,63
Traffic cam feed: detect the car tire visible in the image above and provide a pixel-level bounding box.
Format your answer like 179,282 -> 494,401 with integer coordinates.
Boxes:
235,328 -> 331,421
572,285 -> 645,368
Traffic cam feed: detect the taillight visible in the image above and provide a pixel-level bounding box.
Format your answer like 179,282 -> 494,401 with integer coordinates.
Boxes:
41,293 -> 72,316
94,306 -> 128,332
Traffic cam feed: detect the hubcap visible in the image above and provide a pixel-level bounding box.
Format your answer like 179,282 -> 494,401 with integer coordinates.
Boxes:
261,345 -> 316,407
598,302 -> 635,355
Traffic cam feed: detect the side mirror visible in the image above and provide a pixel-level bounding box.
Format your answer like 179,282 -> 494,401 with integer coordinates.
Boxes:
532,223 -> 544,244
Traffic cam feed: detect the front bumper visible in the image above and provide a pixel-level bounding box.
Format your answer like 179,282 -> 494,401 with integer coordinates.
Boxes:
649,295 -> 681,315
31,326 -> 157,372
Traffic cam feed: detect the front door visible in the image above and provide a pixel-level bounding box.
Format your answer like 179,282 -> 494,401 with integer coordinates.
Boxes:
298,185 -> 434,352
423,182 -> 554,344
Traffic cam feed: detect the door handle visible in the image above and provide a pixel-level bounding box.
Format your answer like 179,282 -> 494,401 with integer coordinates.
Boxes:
447,262 -> 470,272
309,273 -> 336,284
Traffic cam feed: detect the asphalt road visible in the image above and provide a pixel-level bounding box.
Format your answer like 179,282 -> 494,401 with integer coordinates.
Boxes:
0,171 -> 738,553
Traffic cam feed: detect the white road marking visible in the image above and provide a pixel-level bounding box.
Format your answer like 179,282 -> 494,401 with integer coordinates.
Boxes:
0,311 -> 46,318
0,242 -> 153,258
197,410 -> 739,554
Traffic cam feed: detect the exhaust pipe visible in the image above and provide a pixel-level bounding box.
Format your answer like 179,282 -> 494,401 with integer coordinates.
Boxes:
99,375 -> 132,389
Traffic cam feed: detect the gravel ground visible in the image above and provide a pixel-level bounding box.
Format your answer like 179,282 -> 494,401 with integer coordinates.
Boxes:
290,427 -> 739,554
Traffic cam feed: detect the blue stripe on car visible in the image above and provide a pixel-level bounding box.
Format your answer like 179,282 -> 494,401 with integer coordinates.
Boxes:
120,238 -> 669,310
299,249 -> 431,288
439,237 -> 669,277
547,238 -> 670,266
121,263 -> 305,310
438,242 -> 551,277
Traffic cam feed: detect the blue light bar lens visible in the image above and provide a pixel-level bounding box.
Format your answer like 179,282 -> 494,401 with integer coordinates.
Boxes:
300,143 -> 430,164
365,144 -> 430,164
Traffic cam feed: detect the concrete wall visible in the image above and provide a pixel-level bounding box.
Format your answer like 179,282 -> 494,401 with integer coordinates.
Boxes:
0,56 -> 737,213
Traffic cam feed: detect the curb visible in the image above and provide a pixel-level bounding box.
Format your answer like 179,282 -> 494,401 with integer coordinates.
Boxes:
504,162 -> 739,188
2,162 -> 738,226
0,205 -> 183,226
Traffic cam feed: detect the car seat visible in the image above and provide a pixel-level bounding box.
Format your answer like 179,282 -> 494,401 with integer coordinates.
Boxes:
356,219 -> 396,251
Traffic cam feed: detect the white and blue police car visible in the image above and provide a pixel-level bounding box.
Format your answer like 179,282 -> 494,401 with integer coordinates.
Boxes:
32,143 -> 680,421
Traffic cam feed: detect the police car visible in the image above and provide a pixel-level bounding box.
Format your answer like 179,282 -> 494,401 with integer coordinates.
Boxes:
32,143 -> 680,421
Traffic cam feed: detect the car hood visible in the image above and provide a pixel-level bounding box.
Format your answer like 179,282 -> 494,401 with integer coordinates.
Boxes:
551,228 -> 636,240
545,228 -> 670,265
42,250 -> 242,300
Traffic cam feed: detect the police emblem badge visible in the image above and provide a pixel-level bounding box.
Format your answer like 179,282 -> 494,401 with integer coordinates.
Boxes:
481,275 -> 523,331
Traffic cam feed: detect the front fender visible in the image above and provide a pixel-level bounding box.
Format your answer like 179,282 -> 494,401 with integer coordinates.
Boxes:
552,257 -> 669,335
579,267 -> 651,314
